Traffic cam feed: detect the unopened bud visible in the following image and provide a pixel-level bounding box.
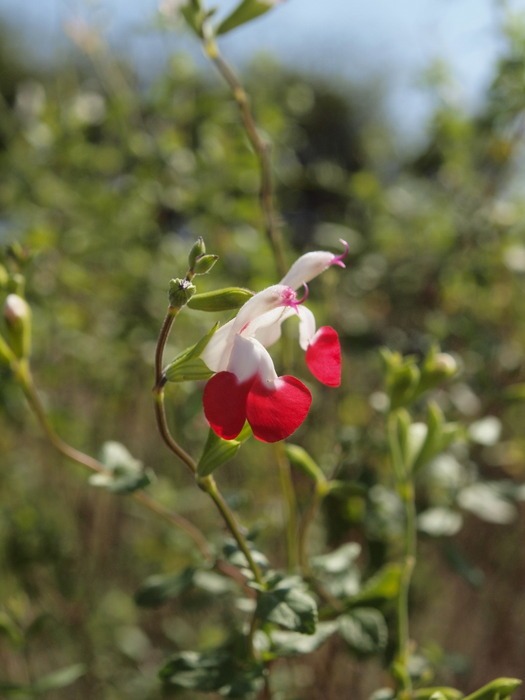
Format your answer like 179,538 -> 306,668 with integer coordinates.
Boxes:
168,278 -> 196,308
193,254 -> 218,275
433,353 -> 458,378
188,237 -> 206,269
4,293 -> 31,358
187,287 -> 253,312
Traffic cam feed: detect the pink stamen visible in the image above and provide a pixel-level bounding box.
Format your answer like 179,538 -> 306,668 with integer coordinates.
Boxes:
281,284 -> 308,311
332,239 -> 349,268
295,283 -> 309,305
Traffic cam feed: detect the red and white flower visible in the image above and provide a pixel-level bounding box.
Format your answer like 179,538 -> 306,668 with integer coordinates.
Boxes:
201,242 -> 347,443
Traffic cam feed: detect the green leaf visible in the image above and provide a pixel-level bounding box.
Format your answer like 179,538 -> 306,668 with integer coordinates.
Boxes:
90,441 -> 155,494
222,538 -> 269,575
31,664 -> 86,694
285,444 -> 328,487
159,648 -> 264,697
164,356 -> 214,382
311,543 -> 361,598
179,0 -> 209,38
217,0 -> 277,36
187,287 -> 253,312
269,621 -> 338,658
164,322 -> 219,381
413,689 -> 464,700
197,424 -> 252,477
418,507 -> 463,537
463,678 -> 522,700
338,607 -> 388,655
255,576 -> 317,634
134,568 -> 196,608
349,563 -> 403,606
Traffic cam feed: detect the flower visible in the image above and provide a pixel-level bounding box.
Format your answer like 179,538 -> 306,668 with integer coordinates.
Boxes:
201,242 -> 347,443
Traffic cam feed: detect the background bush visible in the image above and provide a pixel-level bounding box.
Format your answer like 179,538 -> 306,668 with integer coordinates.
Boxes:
1,8 -> 525,699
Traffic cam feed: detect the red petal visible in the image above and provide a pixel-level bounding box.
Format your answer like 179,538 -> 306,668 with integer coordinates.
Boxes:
246,375 -> 312,443
305,326 -> 341,387
203,372 -> 252,440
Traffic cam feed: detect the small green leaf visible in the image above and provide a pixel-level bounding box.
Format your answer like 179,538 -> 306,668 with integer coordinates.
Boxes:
311,543 -> 361,598
134,568 -> 196,608
217,0 -> 277,35
285,444 -> 327,487
164,322 -> 219,381
269,621 -> 337,658
159,648 -> 264,697
413,688 -> 463,700
349,563 -> 403,606
418,507 -> 463,537
90,441 -> 155,494
165,357 -> 214,382
188,237 -> 206,268
338,608 -> 388,655
31,664 -> 86,694
187,287 -> 253,312
197,424 -> 252,477
256,576 -> 317,634
463,678 -> 522,700
179,0 -> 209,38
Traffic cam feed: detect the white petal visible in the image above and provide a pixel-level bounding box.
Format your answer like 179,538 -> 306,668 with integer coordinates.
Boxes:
228,334 -> 278,384
200,318 -> 235,372
232,284 -> 296,335
251,307 -> 296,347
297,305 -> 316,350
280,251 -> 338,289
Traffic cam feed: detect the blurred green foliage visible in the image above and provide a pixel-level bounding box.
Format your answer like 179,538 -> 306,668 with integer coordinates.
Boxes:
1,8 -> 525,700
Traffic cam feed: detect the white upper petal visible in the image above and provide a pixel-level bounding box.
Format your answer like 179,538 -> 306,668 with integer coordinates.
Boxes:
201,285 -> 296,373
232,284 -> 295,335
280,251 -> 338,289
297,305 -> 316,350
200,318 -> 235,372
228,334 -> 278,384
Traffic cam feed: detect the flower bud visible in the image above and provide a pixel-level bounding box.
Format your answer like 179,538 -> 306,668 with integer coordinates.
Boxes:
192,254 -> 219,275
188,237 -> 206,269
4,293 -> 31,358
187,287 -> 253,312
168,278 -> 196,308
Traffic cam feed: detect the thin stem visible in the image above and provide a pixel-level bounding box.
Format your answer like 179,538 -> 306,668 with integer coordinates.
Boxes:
15,362 -> 212,560
198,475 -> 264,586
298,485 -> 322,574
387,411 -> 416,696
203,37 -> 287,280
153,306 -> 197,474
153,305 -> 264,589
275,443 -> 299,571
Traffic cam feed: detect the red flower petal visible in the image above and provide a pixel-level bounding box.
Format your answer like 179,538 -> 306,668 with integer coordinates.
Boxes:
203,372 -> 252,440
305,326 -> 341,387
246,375 -> 312,443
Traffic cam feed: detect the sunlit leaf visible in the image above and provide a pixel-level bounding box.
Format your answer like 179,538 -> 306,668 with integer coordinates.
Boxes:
134,568 -> 196,607
217,0 -> 278,36
197,424 -> 252,477
255,576 -> 317,634
338,608 -> 388,655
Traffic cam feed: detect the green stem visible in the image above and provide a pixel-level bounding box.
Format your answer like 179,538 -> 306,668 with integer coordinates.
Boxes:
387,411 -> 417,696
197,475 -> 264,586
153,306 -> 198,474
203,36 -> 287,280
275,443 -> 299,571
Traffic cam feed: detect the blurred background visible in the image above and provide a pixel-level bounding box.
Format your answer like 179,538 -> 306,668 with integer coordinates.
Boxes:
1,0 -> 525,698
